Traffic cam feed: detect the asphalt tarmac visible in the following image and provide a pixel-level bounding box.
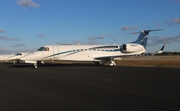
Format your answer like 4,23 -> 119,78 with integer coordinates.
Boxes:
0,63 -> 180,111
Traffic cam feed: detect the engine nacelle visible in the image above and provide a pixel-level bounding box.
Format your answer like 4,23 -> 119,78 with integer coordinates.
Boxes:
121,43 -> 145,53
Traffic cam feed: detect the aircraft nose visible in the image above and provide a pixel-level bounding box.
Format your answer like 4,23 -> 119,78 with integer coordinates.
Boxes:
19,52 -> 38,61
20,56 -> 25,61
19,55 -> 33,63
7,57 -> 15,61
20,54 -> 30,61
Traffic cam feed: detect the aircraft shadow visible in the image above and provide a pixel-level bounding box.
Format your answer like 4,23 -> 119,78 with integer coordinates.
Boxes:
8,63 -> 106,68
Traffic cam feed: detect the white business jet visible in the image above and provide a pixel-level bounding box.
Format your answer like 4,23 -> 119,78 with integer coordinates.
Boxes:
8,52 -> 28,64
0,52 -> 28,63
0,54 -> 14,62
20,29 -> 164,68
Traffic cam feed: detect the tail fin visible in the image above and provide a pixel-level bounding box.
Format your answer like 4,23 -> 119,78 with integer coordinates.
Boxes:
160,43 -> 166,51
132,28 -> 164,48
156,43 -> 166,54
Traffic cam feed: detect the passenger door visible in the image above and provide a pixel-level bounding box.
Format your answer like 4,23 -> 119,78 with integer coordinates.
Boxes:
52,45 -> 59,58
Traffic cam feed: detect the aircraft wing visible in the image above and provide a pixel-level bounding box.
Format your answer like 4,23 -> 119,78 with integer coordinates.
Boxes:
94,55 -> 133,61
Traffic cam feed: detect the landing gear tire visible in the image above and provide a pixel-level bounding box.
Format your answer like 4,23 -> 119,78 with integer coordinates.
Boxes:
34,64 -> 38,69
110,60 -> 117,67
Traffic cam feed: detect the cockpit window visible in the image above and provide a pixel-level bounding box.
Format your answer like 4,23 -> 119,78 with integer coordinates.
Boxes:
37,47 -> 49,51
37,47 -> 45,51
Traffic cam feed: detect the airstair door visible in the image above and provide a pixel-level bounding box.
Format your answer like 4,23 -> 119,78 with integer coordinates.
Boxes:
52,45 -> 59,58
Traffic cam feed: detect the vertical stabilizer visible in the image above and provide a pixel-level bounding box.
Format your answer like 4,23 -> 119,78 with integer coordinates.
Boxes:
156,43 -> 166,54
132,28 -> 164,48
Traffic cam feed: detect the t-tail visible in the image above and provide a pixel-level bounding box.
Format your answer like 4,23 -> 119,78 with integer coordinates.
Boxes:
156,43 -> 166,54
132,28 -> 165,48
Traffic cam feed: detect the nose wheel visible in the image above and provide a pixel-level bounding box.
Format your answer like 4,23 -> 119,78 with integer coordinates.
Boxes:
34,64 -> 38,69
110,60 -> 117,67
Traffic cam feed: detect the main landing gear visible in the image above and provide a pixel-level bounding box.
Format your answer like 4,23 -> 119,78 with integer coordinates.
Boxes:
94,60 -> 117,67
33,61 -> 44,69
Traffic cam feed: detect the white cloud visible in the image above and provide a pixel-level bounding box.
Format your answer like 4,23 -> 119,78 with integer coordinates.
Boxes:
0,29 -> 5,33
121,26 -> 131,31
173,18 -> 180,24
12,44 -> 26,48
87,36 -> 105,45
37,34 -> 46,37
71,34 -> 112,45
88,35 -> 105,41
147,34 -> 180,46
17,0 -> 40,7
87,34 -> 112,45
14,48 -> 36,53
0,47 -> 36,54
0,36 -> 20,41
154,24 -> 160,27
165,18 -> 180,26
121,25 -> 138,31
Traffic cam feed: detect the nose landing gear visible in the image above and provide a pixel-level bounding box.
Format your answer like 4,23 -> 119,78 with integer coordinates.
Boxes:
34,63 -> 38,69
110,60 -> 117,67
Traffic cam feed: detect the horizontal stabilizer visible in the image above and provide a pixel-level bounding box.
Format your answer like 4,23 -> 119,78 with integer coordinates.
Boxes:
133,28 -> 165,34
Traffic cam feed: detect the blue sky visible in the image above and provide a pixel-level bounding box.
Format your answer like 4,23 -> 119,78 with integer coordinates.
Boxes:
0,0 -> 180,54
